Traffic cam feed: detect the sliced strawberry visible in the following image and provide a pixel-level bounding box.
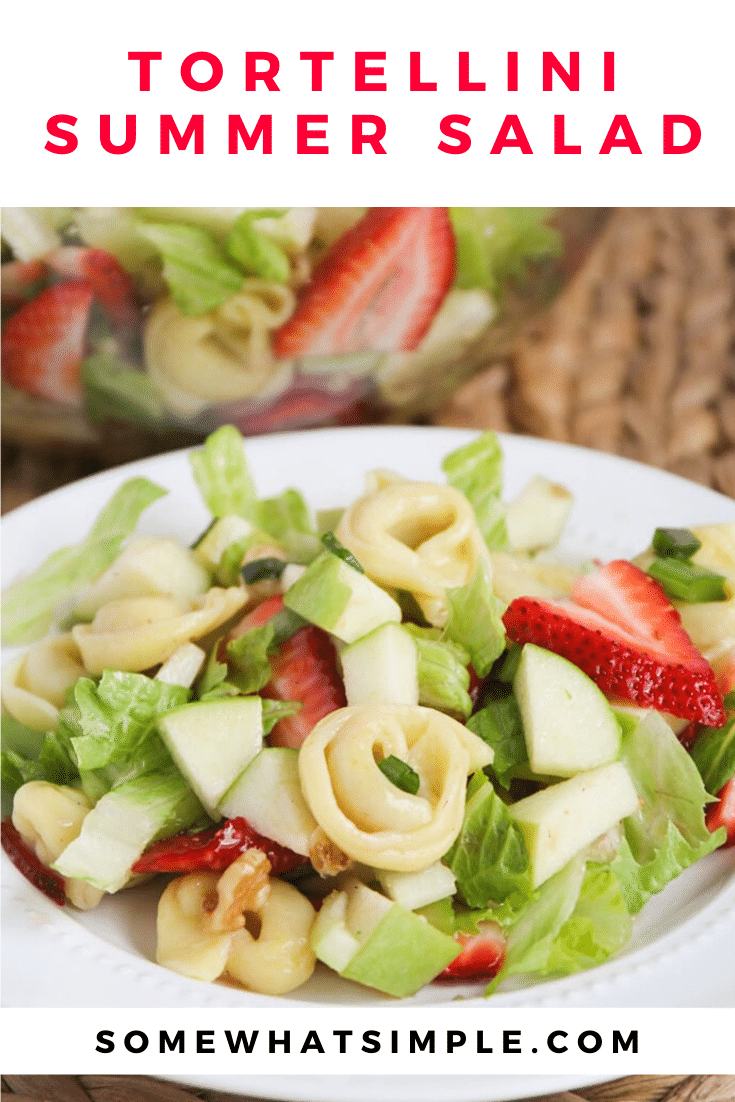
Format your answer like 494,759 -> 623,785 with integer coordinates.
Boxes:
1,282 -> 93,404
503,560 -> 725,727
1,818 -> 66,907
226,594 -> 346,748
1,259 -> 46,305
46,246 -> 139,333
273,207 -> 455,358
705,777 -> 735,847
265,625 -> 346,748
131,816 -> 304,876
436,922 -> 505,981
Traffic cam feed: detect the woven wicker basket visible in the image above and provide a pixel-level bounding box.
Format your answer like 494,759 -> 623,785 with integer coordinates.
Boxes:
3,1076 -> 735,1102
436,208 -> 735,499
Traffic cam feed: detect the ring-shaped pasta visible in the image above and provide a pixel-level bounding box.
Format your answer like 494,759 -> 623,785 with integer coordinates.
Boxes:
298,705 -> 493,872
336,480 -> 489,626
72,587 -> 247,675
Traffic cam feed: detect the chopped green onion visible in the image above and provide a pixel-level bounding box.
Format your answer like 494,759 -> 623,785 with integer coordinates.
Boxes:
321,532 -> 364,573
652,527 -> 702,559
240,557 -> 287,584
377,755 -> 420,795
647,557 -> 728,603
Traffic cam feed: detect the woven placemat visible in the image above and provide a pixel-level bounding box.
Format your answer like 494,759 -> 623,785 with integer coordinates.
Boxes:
436,208 -> 735,499
3,1077 -> 735,1102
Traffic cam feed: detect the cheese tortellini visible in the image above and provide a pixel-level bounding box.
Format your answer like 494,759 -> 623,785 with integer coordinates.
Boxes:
144,280 -> 296,418
72,586 -> 247,675
2,634 -> 86,732
298,705 -> 493,872
336,478 -> 489,626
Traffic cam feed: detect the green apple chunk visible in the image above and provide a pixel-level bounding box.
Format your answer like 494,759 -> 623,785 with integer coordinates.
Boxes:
75,538 -> 210,618
155,643 -> 206,688
311,882 -> 460,996
193,514 -> 253,573
505,475 -> 573,552
342,623 -> 419,707
510,760 -> 639,888
158,698 -> 263,818
219,747 -> 317,855
375,861 -> 456,911
284,552 -> 401,644
514,643 -> 622,777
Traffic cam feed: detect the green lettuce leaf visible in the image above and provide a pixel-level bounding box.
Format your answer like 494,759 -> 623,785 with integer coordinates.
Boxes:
690,714 -> 735,796
66,671 -> 189,774
612,711 -> 725,913
467,693 -> 527,789
442,432 -> 507,550
449,208 -> 560,299
403,625 -> 472,719
2,477 -> 166,645
190,425 -> 259,521
256,490 -> 321,563
225,209 -> 290,282
445,773 -> 532,908
445,559 -> 506,677
137,222 -> 244,315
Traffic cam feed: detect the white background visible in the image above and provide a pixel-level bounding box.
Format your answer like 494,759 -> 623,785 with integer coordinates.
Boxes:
2,0 -> 734,205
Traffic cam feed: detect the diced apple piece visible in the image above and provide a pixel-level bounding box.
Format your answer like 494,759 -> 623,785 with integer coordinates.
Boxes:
375,861 -> 456,911
219,747 -> 317,856
515,643 -> 622,777
193,514 -> 253,573
158,698 -> 263,818
505,475 -> 573,552
284,552 -> 401,644
75,538 -> 210,618
155,643 -> 206,688
510,761 -> 639,888
310,881 -> 459,996
341,623 -> 419,707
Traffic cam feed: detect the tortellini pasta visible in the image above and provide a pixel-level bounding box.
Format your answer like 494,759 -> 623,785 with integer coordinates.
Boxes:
2,634 -> 86,731
156,852 -> 317,994
144,280 -> 296,418
12,781 -> 104,910
298,705 -> 493,872
72,586 -> 247,675
336,478 -> 490,626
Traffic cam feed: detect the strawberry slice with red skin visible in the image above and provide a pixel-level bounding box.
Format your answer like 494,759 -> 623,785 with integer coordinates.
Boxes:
1,818 -> 66,907
705,777 -> 735,848
46,246 -> 140,333
265,624 -> 346,748
226,594 -> 346,748
1,259 -> 46,305
272,207 -> 455,359
131,816 -> 305,876
1,282 -> 93,405
503,560 -> 725,727
436,922 -> 506,981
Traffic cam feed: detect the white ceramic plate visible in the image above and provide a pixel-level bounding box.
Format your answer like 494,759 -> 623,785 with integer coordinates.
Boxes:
2,428 -> 735,1096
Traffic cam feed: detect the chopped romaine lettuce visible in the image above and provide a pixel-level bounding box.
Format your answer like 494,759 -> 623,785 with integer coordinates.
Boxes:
449,208 -> 560,299
445,773 -> 532,908
690,714 -> 735,797
2,477 -> 166,645
612,711 -> 725,913
467,693 -> 528,789
445,559 -> 506,677
403,625 -> 472,719
225,210 -> 291,282
136,222 -> 244,316
442,432 -> 507,550
190,424 -> 259,522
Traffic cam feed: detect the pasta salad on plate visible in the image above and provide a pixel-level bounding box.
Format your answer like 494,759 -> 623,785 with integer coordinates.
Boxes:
2,426 -> 734,1002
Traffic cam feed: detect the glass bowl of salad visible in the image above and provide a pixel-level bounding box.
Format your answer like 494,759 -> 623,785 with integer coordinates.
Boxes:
1,207 -> 605,462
